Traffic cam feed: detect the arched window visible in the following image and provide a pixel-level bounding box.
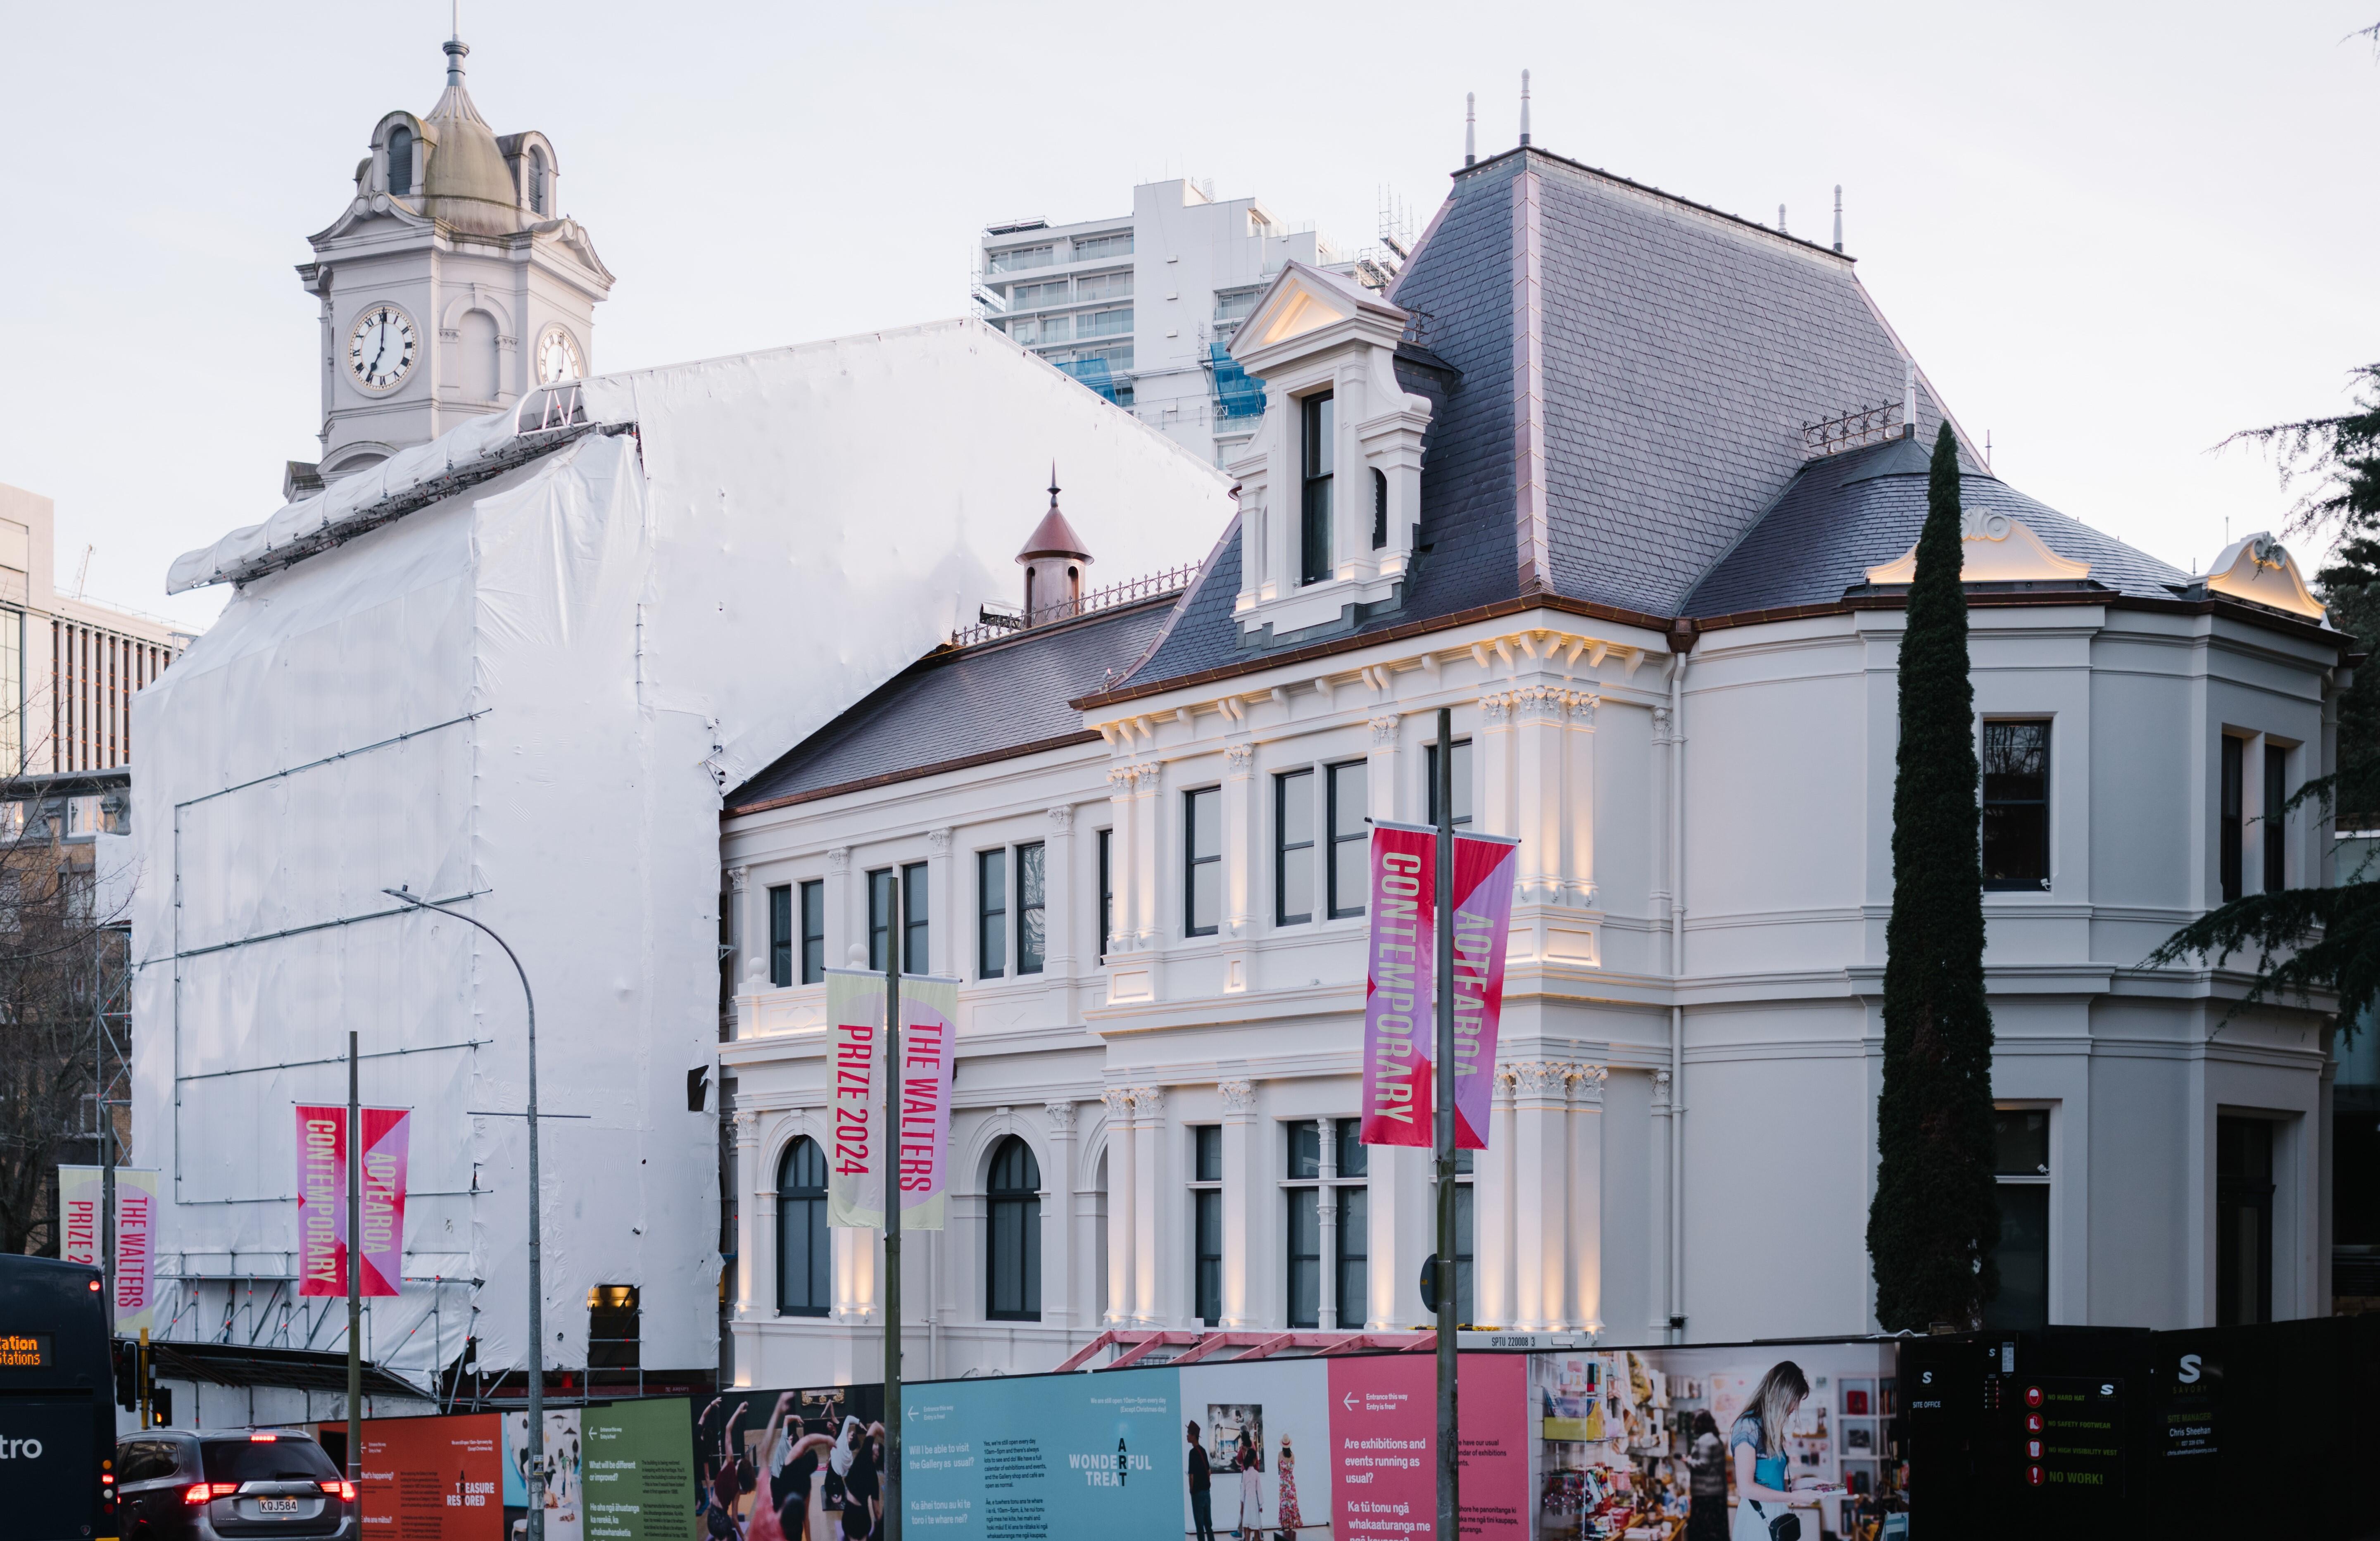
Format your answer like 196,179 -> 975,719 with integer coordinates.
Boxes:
387,125 -> 414,196
985,1136 -> 1041,1321
777,1137 -> 830,1317
528,146 -> 549,215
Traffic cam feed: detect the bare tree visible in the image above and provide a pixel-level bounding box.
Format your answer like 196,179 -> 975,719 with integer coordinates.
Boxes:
0,780 -> 132,1256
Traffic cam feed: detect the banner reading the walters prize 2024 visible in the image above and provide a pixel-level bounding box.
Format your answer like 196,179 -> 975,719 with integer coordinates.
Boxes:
897,974 -> 958,1232
1360,823 -> 1438,1147
293,1105 -> 409,1297
55,1164 -> 159,1333
825,967 -> 957,1230
1447,831 -> 1520,1151
825,967 -> 887,1229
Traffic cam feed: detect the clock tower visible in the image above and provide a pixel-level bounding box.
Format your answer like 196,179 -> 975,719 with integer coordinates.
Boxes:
293,30 -> 613,490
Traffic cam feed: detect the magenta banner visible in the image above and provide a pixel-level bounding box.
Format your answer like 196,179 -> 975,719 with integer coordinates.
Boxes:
295,1105 -> 408,1298
1449,832 -> 1519,1150
897,974 -> 958,1230
1360,822 -> 1437,1147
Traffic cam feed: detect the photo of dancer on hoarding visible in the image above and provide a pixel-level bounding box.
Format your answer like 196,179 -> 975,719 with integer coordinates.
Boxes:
1728,1362 -> 1828,1541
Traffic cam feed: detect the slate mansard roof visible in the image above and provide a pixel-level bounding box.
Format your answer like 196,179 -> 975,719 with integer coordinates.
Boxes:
726,595 -> 1176,814
728,144 -> 2321,814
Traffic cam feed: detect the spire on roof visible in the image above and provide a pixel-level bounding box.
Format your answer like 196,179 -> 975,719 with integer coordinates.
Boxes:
1519,70 -> 1532,147
1833,185 -> 1843,253
1465,92 -> 1476,167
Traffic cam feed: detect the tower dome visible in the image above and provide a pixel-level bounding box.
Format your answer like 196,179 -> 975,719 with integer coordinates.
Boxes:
1017,469 -> 1093,622
420,38 -> 526,235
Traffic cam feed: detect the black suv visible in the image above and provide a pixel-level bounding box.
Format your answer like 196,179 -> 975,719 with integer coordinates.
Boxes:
113,1429 -> 356,1541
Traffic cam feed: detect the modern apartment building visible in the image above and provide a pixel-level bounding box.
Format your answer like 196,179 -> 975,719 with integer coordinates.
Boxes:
977,179 -> 1392,466
0,484 -> 191,777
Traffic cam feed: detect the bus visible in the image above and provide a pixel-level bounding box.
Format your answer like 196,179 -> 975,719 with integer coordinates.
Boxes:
0,1253 -> 119,1540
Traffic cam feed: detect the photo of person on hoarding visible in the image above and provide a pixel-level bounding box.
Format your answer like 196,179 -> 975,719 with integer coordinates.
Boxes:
1728,1362 -> 1830,1541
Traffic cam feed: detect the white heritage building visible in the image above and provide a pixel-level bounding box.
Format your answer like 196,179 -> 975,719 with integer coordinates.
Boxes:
719,143 -> 2348,1386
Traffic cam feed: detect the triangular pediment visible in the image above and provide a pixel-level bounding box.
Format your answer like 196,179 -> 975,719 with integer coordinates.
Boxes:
2204,532 -> 2327,619
1229,261 -> 1405,364
1865,511 -> 2092,585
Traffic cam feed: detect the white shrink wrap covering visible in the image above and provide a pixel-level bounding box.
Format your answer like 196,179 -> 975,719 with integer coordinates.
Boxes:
131,320 -> 1230,1387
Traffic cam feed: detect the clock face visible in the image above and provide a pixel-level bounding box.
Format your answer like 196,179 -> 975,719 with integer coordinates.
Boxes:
536,326 -> 584,385
347,304 -> 417,393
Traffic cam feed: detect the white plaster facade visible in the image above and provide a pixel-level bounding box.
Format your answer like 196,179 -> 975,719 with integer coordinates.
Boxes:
718,255 -> 2347,1387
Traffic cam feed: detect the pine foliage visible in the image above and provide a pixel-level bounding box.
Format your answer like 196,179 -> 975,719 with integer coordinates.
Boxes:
1867,425 -> 2002,1331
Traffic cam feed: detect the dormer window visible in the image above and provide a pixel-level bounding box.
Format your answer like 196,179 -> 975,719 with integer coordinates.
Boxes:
388,125 -> 414,195
1301,392 -> 1335,585
528,146 -> 548,215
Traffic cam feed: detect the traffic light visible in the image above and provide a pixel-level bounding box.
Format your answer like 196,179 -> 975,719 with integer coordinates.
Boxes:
150,1386 -> 173,1427
113,1339 -> 138,1410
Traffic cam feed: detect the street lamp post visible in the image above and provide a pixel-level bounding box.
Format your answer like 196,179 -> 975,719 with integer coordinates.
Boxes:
384,886 -> 546,1541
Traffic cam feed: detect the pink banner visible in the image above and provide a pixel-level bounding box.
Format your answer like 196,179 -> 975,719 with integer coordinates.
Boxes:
896,976 -> 958,1230
295,1105 -> 408,1298
1449,834 -> 1520,1151
1360,823 -> 1437,1147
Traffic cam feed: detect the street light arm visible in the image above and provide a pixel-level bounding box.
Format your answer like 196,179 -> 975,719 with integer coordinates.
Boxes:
381,884 -> 547,1541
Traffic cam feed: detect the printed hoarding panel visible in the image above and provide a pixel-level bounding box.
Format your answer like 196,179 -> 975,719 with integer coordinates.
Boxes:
902,1366 -> 1181,1537
1179,1358 -> 1333,1540
330,1415 -> 503,1541
1328,1352 -> 1527,1541
692,1384 -> 886,1541
504,1408 -> 586,1541
582,1398 -> 698,1541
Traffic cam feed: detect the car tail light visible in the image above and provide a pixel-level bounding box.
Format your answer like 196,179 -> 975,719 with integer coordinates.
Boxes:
249,1432 -> 279,1442
320,1479 -> 357,1501
185,1484 -> 214,1505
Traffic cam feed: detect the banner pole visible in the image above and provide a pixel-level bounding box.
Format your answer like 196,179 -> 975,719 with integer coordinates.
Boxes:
347,1031 -> 363,1488
1434,706 -> 1459,1539
884,878 -> 904,1541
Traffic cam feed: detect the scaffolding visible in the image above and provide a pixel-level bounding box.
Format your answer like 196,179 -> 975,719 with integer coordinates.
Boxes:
1207,341 -> 1265,421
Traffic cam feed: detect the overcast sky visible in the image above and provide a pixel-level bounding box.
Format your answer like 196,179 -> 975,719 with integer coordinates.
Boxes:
3,1 -> 2374,631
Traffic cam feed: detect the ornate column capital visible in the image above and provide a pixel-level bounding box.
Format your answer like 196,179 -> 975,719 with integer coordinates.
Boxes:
826,846 -> 851,874
1132,763 -> 1163,792
727,865 -> 750,893
926,827 -> 954,856
1569,1064 -> 1610,1106
1045,1100 -> 1078,1136
1046,805 -> 1075,831
1224,742 -> 1256,773
1566,691 -> 1599,727
1108,765 -> 1136,792
1368,714 -> 1403,746
1101,1087 -> 1134,1125
1129,1085 -> 1166,1119
1479,692 -> 1516,726
1511,1060 -> 1570,1099
1217,1079 -> 1256,1118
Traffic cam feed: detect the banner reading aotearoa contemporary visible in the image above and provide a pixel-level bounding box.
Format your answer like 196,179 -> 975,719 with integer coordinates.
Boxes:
1449,832 -> 1520,1151
897,975 -> 959,1232
56,1165 -> 159,1334
1360,822 -> 1437,1147
825,967 -> 887,1229
293,1105 -> 409,1297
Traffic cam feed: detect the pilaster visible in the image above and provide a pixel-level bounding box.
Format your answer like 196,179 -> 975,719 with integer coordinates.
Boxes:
734,1109 -> 763,1318
1130,1086 -> 1169,1325
1479,692 -> 1516,838
827,847 -> 853,969
1101,1088 -> 1135,1325
1221,744 -> 1255,993
1512,1059 -> 1570,1330
1569,1065 -> 1608,1332
1044,807 -> 1077,1020
925,828 -> 954,976
1476,1068 -> 1517,1329
1219,1080 -> 1258,1327
1043,1100 -> 1077,1328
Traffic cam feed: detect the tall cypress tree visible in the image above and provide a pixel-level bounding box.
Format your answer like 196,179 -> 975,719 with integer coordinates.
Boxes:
1867,424 -> 2002,1331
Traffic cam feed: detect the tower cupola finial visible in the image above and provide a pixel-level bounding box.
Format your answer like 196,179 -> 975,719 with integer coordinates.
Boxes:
1465,93 -> 1476,166
1519,70 -> 1531,147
